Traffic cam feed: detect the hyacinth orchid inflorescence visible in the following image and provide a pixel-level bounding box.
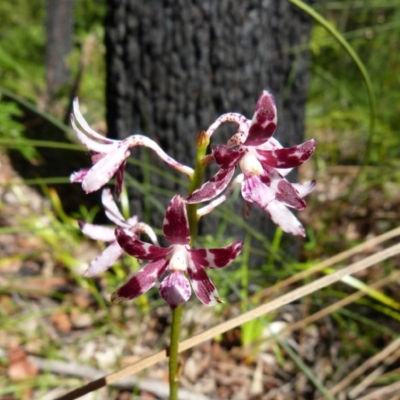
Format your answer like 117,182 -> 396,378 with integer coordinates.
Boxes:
79,188 -> 158,277
186,90 -> 316,237
72,89 -> 316,308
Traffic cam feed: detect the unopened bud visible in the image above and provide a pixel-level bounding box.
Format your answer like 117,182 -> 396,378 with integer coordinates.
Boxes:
196,130 -> 210,149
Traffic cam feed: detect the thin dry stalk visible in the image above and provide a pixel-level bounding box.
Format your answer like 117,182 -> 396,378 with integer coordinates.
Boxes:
278,271 -> 399,337
252,226 -> 400,302
356,380 -> 400,400
56,241 -> 400,400
348,347 -> 400,398
329,337 -> 400,396
349,368 -> 387,399
243,271 -> 400,357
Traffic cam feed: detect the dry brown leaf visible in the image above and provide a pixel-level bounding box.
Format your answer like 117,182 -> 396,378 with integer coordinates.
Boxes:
50,311 -> 72,333
72,293 -> 91,308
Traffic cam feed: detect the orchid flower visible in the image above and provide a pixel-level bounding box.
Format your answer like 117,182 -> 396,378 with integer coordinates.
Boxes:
186,90 -> 316,237
111,195 -> 243,309
70,98 -> 194,197
79,188 -> 158,277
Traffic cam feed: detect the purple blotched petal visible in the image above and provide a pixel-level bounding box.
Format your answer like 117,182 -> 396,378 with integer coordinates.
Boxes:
265,201 -> 305,237
244,123 -> 276,147
186,167 -> 236,204
115,160 -> 126,199
189,240 -> 243,269
253,91 -> 277,124
82,143 -> 130,193
115,227 -> 171,260
213,145 -> 246,169
111,258 -> 169,303
159,271 -> 191,309
84,241 -> 124,277
275,179 -> 306,210
256,139 -> 316,169
241,174 -> 275,209
162,195 -> 190,245
187,261 -> 222,306
244,91 -> 277,146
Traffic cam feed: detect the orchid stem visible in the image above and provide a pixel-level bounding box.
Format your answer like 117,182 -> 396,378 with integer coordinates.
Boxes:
169,304 -> 183,400
187,131 -> 210,238
168,131 -> 210,400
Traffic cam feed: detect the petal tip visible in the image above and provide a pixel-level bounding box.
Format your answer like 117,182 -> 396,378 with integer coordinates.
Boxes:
110,291 -> 126,304
204,290 -> 224,306
298,227 -> 306,238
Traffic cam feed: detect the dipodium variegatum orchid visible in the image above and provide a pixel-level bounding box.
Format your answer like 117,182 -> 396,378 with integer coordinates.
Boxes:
71,89 -> 316,398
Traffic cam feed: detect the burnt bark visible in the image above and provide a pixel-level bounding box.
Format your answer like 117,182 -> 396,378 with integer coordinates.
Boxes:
105,0 -> 313,265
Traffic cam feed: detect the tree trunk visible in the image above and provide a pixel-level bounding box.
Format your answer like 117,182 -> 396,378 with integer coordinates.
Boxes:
105,0 -> 313,266
45,0 -> 74,98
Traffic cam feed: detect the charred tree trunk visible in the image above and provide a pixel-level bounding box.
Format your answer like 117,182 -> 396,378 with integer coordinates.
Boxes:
105,1 -> 313,266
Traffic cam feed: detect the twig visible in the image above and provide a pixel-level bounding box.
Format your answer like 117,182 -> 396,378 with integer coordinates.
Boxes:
251,225 -> 400,304
356,380 -> 400,400
241,270 -> 400,359
348,347 -> 400,398
288,272 -> 400,334
328,337 -> 400,396
56,241 -> 400,400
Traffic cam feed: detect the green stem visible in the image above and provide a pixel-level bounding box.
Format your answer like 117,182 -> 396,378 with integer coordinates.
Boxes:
186,131 -> 210,239
168,130 -> 210,400
169,304 -> 183,399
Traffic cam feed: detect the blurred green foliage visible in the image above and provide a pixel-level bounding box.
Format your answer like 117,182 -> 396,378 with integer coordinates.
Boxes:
0,0 -> 106,159
0,0 -> 45,98
0,0 -> 106,98
309,1 -> 400,165
0,95 -> 40,161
